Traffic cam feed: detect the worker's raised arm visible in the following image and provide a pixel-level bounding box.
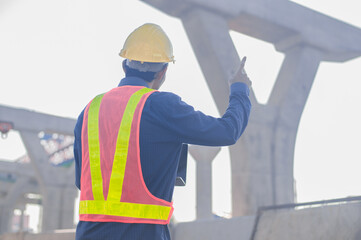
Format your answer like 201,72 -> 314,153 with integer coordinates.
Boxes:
143,81 -> 251,146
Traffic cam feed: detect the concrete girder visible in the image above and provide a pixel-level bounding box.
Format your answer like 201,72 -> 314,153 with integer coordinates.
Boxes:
0,161 -> 34,178
0,105 -> 76,135
141,0 -> 361,62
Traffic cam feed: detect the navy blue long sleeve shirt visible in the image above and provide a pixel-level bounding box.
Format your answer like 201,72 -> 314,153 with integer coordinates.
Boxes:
74,77 -> 251,240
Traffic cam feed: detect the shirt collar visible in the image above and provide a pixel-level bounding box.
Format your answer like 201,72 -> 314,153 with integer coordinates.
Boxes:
118,77 -> 150,88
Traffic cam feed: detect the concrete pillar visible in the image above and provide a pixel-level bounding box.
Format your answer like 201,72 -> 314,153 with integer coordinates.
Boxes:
18,205 -> 25,232
0,177 -> 30,234
189,145 -> 221,220
40,186 -> 62,231
60,187 -> 78,229
230,110 -> 275,216
0,206 -> 13,234
230,45 -> 323,216
40,186 -> 76,230
268,45 -> 323,205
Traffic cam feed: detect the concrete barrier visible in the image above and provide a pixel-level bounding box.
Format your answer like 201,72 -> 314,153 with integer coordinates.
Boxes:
254,202 -> 361,240
172,216 -> 256,240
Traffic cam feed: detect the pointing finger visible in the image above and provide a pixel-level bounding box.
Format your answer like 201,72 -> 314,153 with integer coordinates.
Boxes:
240,56 -> 247,68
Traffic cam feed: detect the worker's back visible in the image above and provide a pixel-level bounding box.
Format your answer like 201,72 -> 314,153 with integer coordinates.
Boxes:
74,76 -> 251,240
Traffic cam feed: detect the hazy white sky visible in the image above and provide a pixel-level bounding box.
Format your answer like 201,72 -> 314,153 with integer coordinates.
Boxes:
1,0 -> 361,223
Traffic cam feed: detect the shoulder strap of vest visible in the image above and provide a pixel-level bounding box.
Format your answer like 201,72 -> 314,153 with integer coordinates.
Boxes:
107,87 -> 154,201
87,93 -> 106,201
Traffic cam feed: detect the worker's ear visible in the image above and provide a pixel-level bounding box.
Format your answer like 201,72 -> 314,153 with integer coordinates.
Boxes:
156,64 -> 168,80
152,65 -> 168,90
122,60 -> 127,73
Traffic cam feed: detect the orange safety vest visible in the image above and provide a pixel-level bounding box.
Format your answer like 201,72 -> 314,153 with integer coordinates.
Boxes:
79,86 -> 174,224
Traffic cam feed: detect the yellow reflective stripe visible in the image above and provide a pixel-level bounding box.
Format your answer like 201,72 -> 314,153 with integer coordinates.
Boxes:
87,94 -> 106,201
107,88 -> 154,201
79,200 -> 171,220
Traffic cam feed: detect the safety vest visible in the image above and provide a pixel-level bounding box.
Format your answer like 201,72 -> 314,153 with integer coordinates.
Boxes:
79,86 -> 174,224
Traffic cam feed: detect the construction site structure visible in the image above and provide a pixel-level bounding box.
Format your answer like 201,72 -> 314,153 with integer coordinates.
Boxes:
0,105 -> 77,233
140,0 -> 361,216
1,0 -> 361,239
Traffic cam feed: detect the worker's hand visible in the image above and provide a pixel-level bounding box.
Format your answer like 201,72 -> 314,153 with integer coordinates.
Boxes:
229,57 -> 252,88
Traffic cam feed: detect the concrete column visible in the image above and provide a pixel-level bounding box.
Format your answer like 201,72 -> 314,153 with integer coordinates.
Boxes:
189,145 -> 221,220
230,45 -> 323,216
30,185 -> 75,231
18,205 -> 25,232
41,186 -> 62,231
60,187 -> 77,229
230,107 -> 276,216
0,206 -> 13,234
268,45 -> 323,205
0,177 -> 30,234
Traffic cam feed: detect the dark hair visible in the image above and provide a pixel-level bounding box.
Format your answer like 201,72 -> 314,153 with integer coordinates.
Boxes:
124,63 -> 158,82
123,61 -> 168,82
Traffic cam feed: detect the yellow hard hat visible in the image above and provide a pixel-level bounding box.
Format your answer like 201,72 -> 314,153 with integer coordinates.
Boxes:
119,23 -> 175,63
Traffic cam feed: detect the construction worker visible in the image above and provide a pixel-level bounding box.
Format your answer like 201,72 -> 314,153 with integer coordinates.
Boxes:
74,23 -> 252,240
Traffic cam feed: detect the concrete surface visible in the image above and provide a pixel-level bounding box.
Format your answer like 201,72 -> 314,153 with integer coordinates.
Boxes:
0,230 -> 75,240
173,216 -> 256,240
254,201 -> 361,240
3,201 -> 360,240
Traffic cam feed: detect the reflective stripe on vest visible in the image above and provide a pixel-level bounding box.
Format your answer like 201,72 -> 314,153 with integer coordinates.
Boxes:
79,87 -> 173,224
